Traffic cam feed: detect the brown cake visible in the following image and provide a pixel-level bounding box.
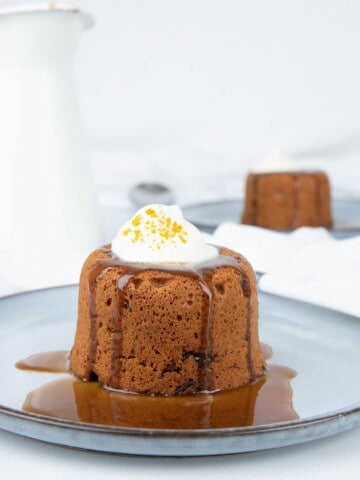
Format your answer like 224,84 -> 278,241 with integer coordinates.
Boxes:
241,171 -> 333,230
70,243 -> 265,396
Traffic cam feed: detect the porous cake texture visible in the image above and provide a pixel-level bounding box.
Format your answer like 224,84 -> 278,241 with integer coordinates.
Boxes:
241,171 -> 332,230
71,246 -> 265,395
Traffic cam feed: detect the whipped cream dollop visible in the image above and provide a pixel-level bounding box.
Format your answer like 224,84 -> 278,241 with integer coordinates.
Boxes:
250,147 -> 298,173
111,204 -> 217,264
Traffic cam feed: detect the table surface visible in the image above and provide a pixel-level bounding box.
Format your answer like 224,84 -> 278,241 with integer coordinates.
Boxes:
0,425 -> 359,480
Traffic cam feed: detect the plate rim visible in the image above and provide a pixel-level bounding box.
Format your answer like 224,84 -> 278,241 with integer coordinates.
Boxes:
0,285 -> 359,454
0,395 -> 359,438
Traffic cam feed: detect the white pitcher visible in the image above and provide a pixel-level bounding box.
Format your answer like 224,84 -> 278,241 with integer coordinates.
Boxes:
0,3 -> 102,256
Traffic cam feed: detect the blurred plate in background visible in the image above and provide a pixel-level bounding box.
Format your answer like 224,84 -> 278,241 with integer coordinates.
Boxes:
182,198 -> 360,237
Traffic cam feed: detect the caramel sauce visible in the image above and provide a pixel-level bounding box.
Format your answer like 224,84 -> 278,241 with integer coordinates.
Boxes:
314,173 -> 322,225
292,174 -> 300,228
17,344 -> 298,429
250,174 -> 260,225
85,245 -> 255,392
15,351 -> 70,373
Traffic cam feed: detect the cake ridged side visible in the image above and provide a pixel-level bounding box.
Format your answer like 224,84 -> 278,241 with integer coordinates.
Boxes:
241,171 -> 333,230
70,247 -> 265,395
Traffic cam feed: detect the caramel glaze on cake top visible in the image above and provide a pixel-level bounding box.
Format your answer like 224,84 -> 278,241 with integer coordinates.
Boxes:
241,171 -> 333,230
70,245 -> 265,396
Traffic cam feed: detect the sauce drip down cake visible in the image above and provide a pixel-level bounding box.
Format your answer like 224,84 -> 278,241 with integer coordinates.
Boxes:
71,204 -> 265,395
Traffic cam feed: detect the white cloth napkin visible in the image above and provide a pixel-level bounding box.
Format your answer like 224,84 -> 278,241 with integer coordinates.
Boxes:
211,223 -> 360,318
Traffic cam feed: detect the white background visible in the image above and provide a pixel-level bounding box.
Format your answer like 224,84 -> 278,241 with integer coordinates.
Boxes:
2,0 -> 360,205
78,0 -> 360,205
0,1 -> 359,478
77,0 -> 360,206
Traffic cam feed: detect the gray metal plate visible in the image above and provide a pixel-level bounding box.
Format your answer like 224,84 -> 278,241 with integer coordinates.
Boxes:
0,286 -> 359,456
182,198 -> 360,237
